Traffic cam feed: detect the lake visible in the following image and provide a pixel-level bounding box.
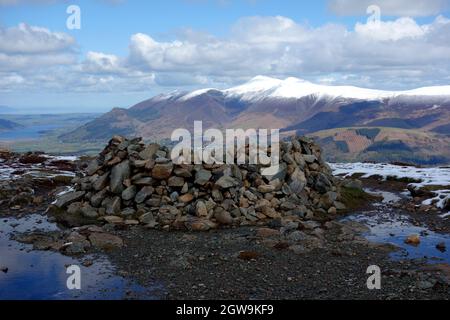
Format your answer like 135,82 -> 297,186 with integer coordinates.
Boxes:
0,124 -> 62,141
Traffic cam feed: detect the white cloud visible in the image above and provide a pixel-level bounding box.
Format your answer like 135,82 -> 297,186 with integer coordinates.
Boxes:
123,15 -> 450,89
2,15 -> 450,97
354,17 -> 427,41
0,23 -> 75,54
328,0 -> 450,17
0,23 -> 76,73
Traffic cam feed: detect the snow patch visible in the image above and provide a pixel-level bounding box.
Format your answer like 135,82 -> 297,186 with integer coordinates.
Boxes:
330,162 -> 450,213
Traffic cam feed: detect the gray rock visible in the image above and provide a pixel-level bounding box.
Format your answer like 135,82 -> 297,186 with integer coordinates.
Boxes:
174,167 -> 192,178
104,197 -> 121,215
196,201 -> 208,217
55,191 -> 86,208
195,169 -> 212,186
81,204 -> 98,218
315,173 -> 332,193
168,176 -> 185,187
86,159 -> 101,175
67,202 -> 82,215
133,177 -> 153,186
303,155 -> 317,163
215,176 -> 239,189
121,207 -> 136,217
110,160 -> 130,194
122,185 -> 137,201
139,212 -> 155,224
289,168 -> 307,193
139,143 -> 160,160
135,186 -> 154,204
91,189 -> 107,207
244,190 -> 258,201
92,173 -> 110,191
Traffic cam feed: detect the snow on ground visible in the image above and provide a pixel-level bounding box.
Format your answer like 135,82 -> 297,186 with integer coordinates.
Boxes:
330,162 -> 450,214
0,155 -> 77,182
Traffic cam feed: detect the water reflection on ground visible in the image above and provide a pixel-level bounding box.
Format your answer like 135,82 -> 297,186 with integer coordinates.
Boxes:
345,209 -> 450,264
0,214 -> 164,300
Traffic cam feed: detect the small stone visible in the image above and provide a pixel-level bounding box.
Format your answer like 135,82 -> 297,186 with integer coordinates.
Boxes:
328,207 -> 337,215
125,219 -> 139,225
121,185 -> 137,201
55,191 -> 85,208
135,186 -> 154,204
89,233 -> 123,250
168,176 -> 185,187
138,212 -> 155,224
436,242 -> 446,252
179,193 -> 194,203
215,176 -> 239,189
405,234 -> 421,246
195,169 -> 212,186
196,201 -> 208,217
91,190 -> 107,207
121,207 -> 136,217
103,215 -> 124,224
104,197 -> 121,215
256,228 -> 280,238
133,177 -> 153,186
81,204 -> 98,219
139,143 -> 160,160
214,210 -> 233,225
258,184 -> 276,193
152,163 -> 173,179
174,167 -> 192,178
238,251 -> 260,260
303,155 -> 317,163
92,172 -> 109,191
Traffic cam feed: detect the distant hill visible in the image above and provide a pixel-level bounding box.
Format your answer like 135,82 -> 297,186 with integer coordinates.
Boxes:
60,76 -> 450,165
0,118 -> 22,131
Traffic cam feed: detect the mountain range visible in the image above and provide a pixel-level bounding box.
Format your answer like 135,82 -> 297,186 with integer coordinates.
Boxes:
60,76 -> 450,165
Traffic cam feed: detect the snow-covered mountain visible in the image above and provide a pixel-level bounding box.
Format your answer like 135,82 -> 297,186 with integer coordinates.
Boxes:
179,76 -> 450,102
61,75 -> 450,164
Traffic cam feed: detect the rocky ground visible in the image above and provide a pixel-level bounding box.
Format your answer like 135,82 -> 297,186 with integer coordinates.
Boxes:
1,148 -> 449,300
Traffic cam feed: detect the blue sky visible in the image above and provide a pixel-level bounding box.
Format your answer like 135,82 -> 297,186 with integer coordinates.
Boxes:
1,1 -> 359,56
1,0 -> 450,112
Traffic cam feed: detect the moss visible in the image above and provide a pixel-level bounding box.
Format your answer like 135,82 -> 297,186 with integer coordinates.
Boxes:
340,187 -> 378,211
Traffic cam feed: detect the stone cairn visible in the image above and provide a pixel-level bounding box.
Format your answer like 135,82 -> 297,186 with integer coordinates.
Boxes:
52,135 -> 346,231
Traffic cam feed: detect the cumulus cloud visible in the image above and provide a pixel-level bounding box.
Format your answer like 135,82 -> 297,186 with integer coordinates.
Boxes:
0,23 -> 75,54
2,15 -> 450,96
0,23 -> 77,73
123,15 -> 450,89
328,0 -> 450,17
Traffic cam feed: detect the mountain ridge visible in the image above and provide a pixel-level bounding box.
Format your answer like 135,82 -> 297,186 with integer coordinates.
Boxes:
60,76 -> 450,164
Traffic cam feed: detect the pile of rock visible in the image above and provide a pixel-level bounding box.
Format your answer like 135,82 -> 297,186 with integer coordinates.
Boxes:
51,135 -> 346,231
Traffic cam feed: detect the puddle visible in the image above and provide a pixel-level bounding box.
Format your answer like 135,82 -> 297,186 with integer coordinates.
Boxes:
0,214 -> 165,300
345,210 -> 450,264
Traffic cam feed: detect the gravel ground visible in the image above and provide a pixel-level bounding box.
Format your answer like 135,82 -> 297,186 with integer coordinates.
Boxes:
105,223 -> 449,300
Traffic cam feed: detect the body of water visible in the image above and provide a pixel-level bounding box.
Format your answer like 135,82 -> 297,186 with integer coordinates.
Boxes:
0,214 -> 164,300
0,124 -> 62,141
